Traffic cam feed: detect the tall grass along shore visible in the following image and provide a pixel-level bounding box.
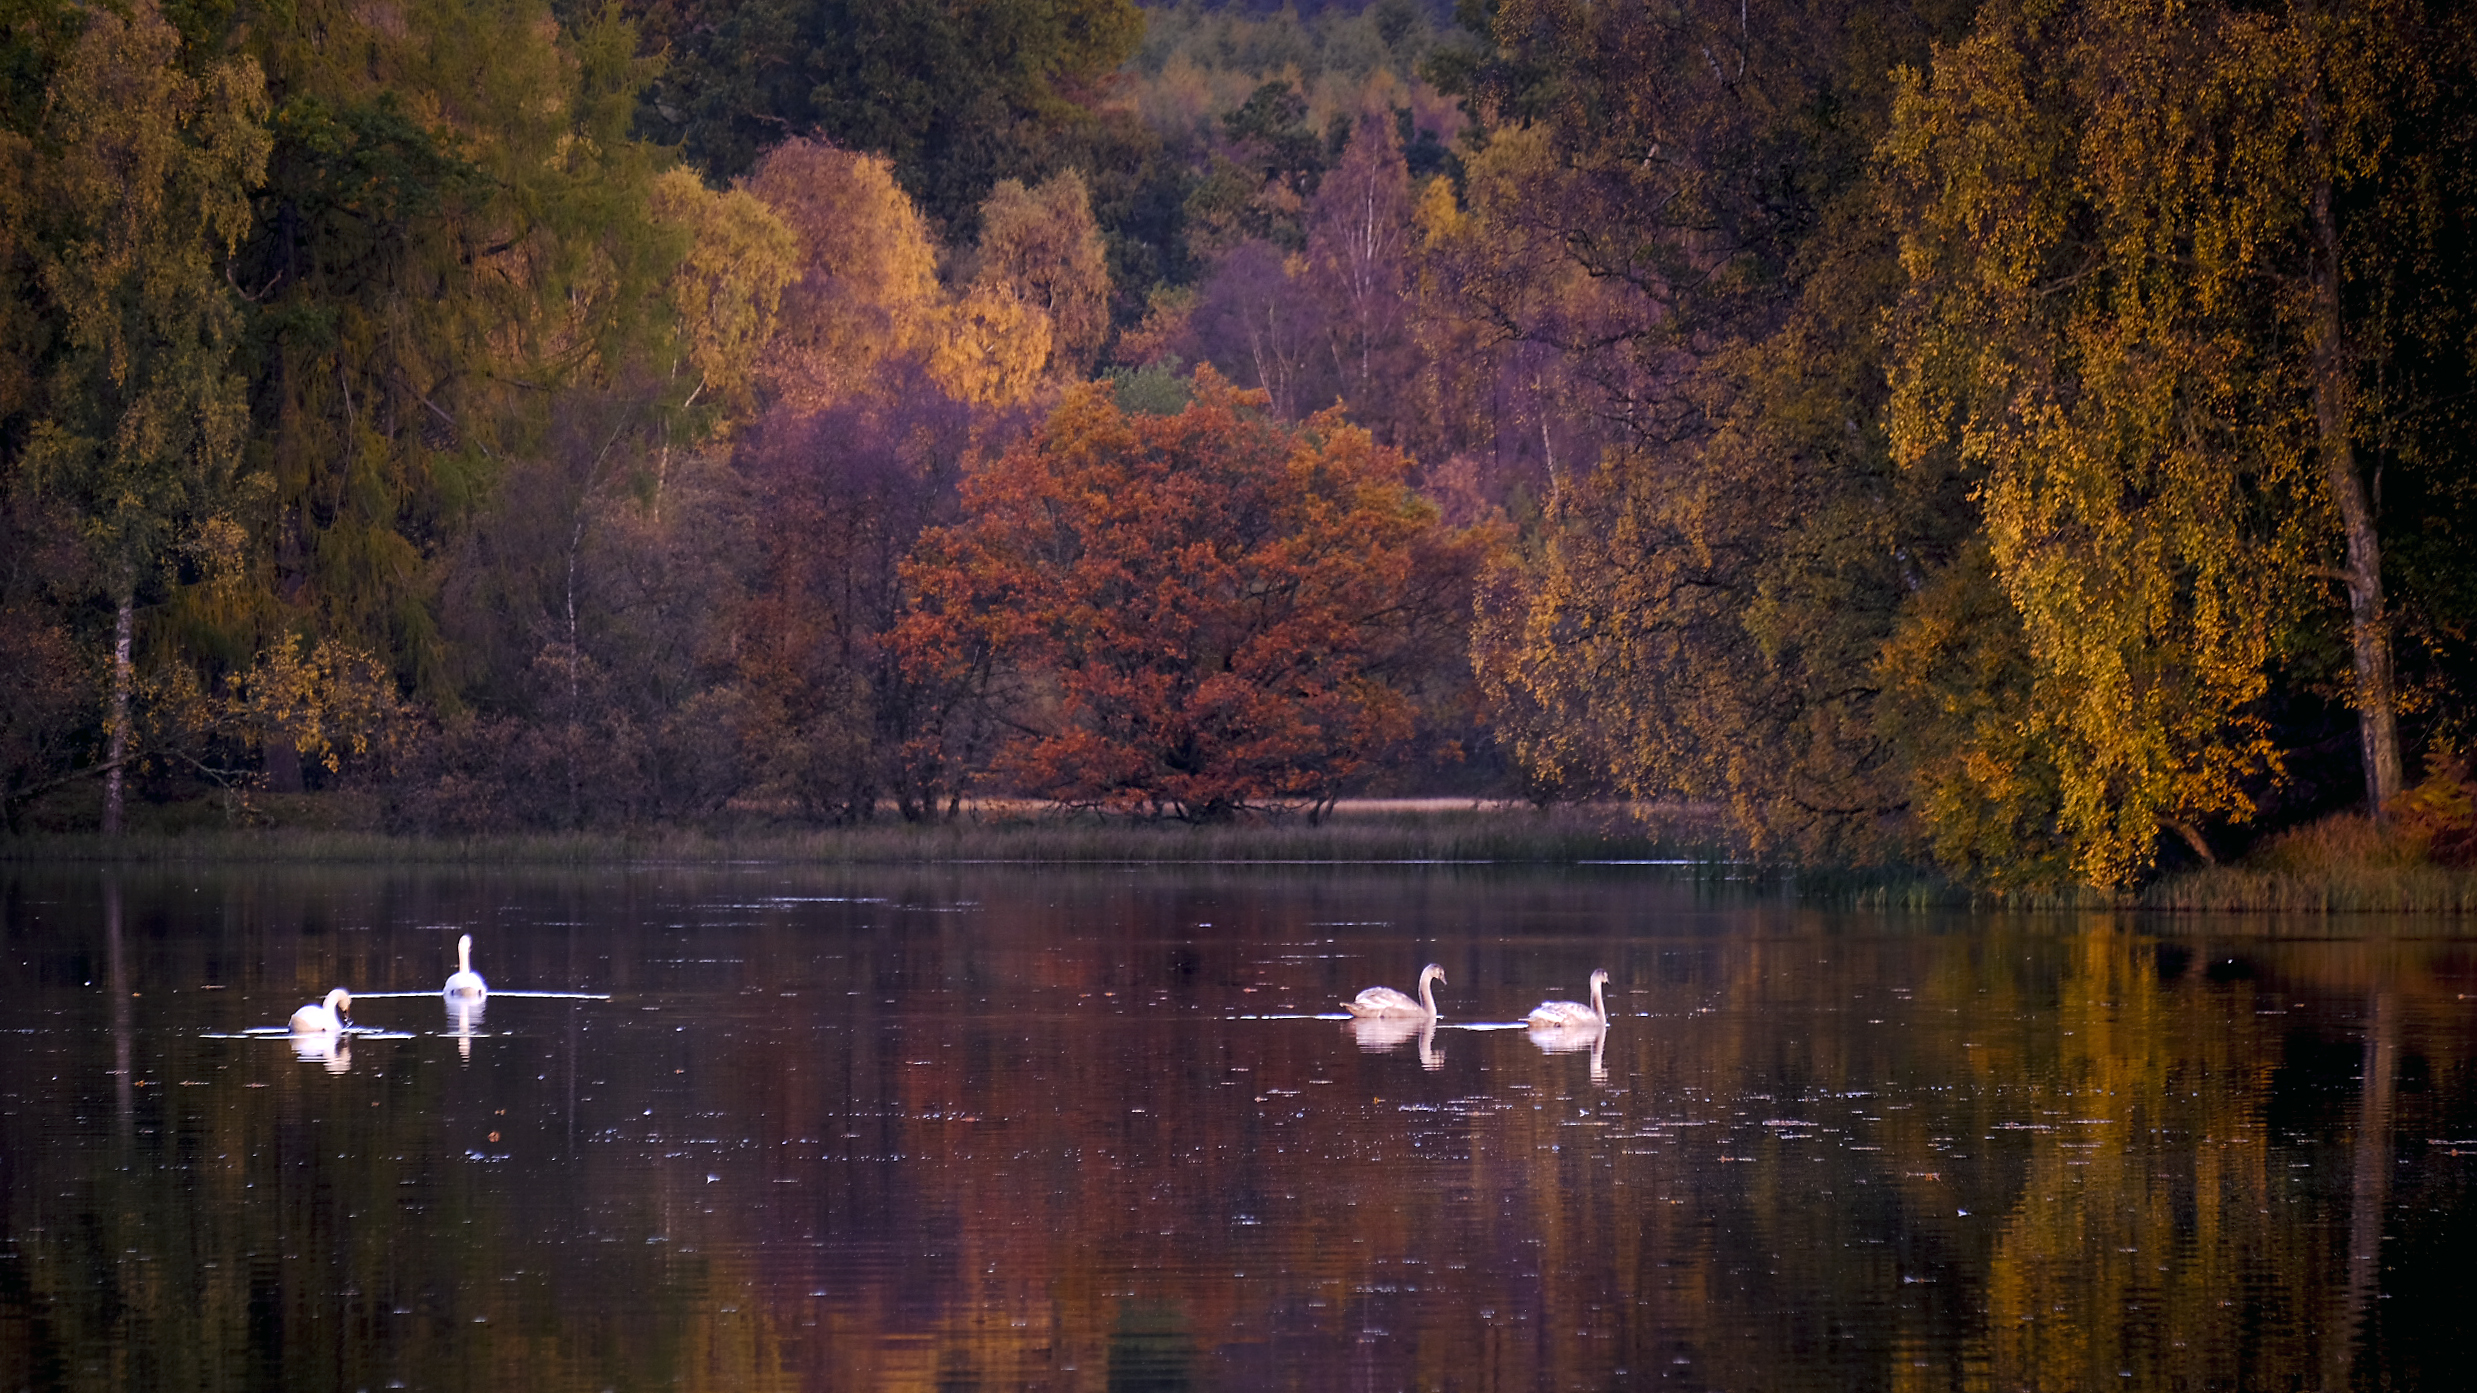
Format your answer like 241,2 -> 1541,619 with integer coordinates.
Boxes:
21,802 -> 2477,915
0,802 -> 1725,868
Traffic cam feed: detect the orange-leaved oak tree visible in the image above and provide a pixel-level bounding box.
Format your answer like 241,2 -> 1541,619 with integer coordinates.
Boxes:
897,368 -> 1488,820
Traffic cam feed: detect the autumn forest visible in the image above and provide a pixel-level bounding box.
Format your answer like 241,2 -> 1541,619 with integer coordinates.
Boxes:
3,0 -> 2475,889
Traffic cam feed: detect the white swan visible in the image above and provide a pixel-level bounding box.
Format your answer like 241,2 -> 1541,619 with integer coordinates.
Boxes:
289,987 -> 352,1034
1346,962 -> 1445,1019
1526,969 -> 1609,1028
443,934 -> 487,998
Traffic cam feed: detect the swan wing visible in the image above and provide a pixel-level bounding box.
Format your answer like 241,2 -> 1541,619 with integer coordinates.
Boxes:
1347,985 -> 1424,1017
1347,1015 -> 1425,1050
1526,999 -> 1596,1027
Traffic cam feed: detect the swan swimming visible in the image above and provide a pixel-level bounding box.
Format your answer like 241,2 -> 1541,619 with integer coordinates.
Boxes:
1526,969 -> 1610,1028
1346,962 -> 1445,1019
443,933 -> 487,998
289,987 -> 352,1034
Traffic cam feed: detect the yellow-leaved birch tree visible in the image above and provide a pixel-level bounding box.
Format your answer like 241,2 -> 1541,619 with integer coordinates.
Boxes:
22,0 -> 270,833
1887,0 -> 2423,884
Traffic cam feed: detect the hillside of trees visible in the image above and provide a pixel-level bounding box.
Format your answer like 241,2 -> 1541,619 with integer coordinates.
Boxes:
4,0 -> 2476,888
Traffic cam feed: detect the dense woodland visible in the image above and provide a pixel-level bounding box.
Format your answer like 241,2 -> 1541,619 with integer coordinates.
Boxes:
3,0 -> 2476,888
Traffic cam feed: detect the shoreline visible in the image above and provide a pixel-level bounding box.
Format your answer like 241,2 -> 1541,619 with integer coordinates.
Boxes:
13,807 -> 2477,914
0,803 -> 1727,868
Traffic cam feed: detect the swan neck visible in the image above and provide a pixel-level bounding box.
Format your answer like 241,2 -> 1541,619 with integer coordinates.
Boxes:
459,936 -> 472,973
1590,975 -> 1606,1023
1419,971 -> 1438,1017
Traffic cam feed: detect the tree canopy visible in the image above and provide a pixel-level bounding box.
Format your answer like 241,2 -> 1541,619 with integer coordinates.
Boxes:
899,369 -> 1487,819
6,0 -> 2477,889
626,0 -> 1144,227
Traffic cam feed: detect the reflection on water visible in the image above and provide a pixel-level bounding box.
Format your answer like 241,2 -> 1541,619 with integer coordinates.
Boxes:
1345,1013 -> 1444,1070
288,1031 -> 352,1072
4,865 -> 2476,1391
1527,1021 -> 1608,1083
448,992 -> 485,1061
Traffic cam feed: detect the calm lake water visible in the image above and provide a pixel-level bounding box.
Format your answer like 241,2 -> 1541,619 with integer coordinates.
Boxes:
3,864 -> 2474,1391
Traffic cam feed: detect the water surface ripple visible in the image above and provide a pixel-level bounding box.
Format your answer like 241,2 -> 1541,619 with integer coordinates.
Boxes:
3,865 -> 2472,1390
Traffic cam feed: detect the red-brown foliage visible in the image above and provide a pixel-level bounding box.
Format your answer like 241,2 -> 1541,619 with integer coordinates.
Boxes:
897,368 -> 1489,819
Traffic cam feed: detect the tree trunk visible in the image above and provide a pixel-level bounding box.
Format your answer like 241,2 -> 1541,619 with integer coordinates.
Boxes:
2165,818 -> 2216,866
101,590 -> 133,835
2312,302 -> 2403,816
2306,55 -> 2405,819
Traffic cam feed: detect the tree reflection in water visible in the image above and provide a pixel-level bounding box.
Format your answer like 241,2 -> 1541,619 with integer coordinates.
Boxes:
1,867 -> 2472,1391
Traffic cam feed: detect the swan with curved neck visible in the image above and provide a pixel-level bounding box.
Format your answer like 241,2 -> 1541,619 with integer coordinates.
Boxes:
290,987 -> 352,1034
443,934 -> 487,998
1526,969 -> 1609,1028
1346,962 -> 1445,1019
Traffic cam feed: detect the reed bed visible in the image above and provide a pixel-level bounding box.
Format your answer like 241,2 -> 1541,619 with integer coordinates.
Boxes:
2139,866 -> 2477,915
1824,866 -> 2477,917
2137,813 -> 2477,914
31,801 -> 2477,914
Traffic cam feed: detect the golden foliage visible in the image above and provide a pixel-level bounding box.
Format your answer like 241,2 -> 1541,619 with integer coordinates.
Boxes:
648,167 -> 798,418
1405,125 -> 1610,496
1876,539 -> 2071,885
748,139 -> 945,411
929,282 -> 1054,408
151,634 -> 412,778
1882,0 -> 2360,884
972,172 -> 1112,379
746,141 -> 1091,412
26,0 -> 271,579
